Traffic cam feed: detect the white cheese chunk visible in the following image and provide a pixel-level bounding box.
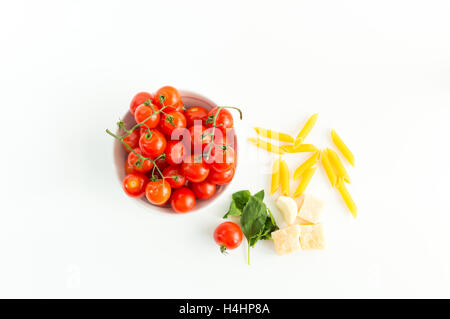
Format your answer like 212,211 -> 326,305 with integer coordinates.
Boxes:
296,194 -> 324,224
299,224 -> 325,250
271,225 -> 301,256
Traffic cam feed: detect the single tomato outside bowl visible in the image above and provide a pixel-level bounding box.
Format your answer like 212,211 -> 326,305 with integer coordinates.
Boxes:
112,90 -> 239,213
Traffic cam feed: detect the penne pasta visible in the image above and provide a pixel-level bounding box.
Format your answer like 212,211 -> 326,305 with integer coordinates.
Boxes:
321,149 -> 337,187
336,182 -> 357,218
293,151 -> 320,180
248,137 -> 285,155
294,113 -> 319,146
282,144 -> 318,153
270,157 -> 282,195
279,159 -> 290,196
326,148 -> 351,184
254,127 -> 294,143
331,129 -> 355,167
293,166 -> 317,198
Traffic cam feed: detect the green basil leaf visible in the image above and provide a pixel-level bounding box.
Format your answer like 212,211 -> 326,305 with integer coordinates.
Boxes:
232,190 -> 251,210
240,196 -> 267,240
223,200 -> 242,218
254,190 -> 265,201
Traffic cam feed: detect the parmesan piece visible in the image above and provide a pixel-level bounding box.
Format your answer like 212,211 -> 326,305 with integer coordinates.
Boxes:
296,194 -> 323,224
275,196 -> 298,225
271,225 -> 301,256
299,224 -> 325,250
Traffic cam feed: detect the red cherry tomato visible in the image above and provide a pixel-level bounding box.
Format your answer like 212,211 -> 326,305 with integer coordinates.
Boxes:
188,124 -> 211,154
153,155 -> 169,173
206,107 -> 233,132
139,129 -> 167,158
207,166 -> 235,185
145,180 -> 171,206
182,155 -> 210,183
125,161 -> 136,174
185,106 -> 208,127
134,103 -> 160,129
154,86 -> 184,112
127,148 -> 154,173
123,173 -> 148,197
159,111 -> 186,137
165,140 -> 187,166
191,181 -> 216,200
130,92 -> 153,115
170,187 -> 196,213
214,222 -> 243,253
162,166 -> 186,189
204,145 -> 235,172
122,129 -> 140,152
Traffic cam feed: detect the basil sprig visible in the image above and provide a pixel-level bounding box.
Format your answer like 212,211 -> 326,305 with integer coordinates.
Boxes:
224,190 -> 279,265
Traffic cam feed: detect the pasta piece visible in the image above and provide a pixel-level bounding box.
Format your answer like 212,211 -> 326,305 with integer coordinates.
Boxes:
248,137 -> 285,155
326,148 -> 351,183
293,166 -> 317,198
282,144 -> 318,153
294,113 -> 319,146
293,151 -> 320,180
331,129 -> 355,167
270,157 -> 281,195
336,182 -> 357,218
280,159 -> 290,196
254,127 -> 294,143
320,149 -> 337,187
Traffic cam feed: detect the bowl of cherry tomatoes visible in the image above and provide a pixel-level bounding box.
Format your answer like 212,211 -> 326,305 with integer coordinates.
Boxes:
109,86 -> 240,213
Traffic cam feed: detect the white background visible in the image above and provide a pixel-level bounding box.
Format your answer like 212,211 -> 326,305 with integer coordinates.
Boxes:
0,0 -> 449,298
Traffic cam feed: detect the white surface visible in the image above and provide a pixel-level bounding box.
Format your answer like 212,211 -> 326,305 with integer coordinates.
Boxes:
0,0 -> 449,298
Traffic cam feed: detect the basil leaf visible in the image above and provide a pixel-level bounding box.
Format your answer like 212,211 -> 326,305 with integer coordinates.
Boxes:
254,190 -> 265,201
232,190 -> 251,210
240,196 -> 267,241
223,200 -> 242,218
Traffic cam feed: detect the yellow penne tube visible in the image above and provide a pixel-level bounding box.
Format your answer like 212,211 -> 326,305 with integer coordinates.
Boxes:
254,127 -> 294,143
293,151 -> 320,180
282,144 -> 318,153
270,158 -> 281,195
279,159 -> 290,196
321,149 -> 337,187
293,166 -> 317,198
294,113 -> 319,145
331,129 -> 355,167
326,148 -> 351,183
248,137 -> 285,155
336,182 -> 357,218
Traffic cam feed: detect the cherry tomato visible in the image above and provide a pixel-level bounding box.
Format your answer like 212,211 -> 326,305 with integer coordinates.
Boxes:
191,181 -> 216,200
125,161 -> 136,174
188,124 -> 211,154
202,127 -> 234,147
154,86 -> 184,112
165,140 -> 186,166
123,173 -> 148,197
204,145 -> 235,172
206,107 -> 233,133
130,92 -> 153,115
182,155 -> 210,183
207,166 -> 235,185
162,166 -> 186,189
213,222 -> 243,253
145,180 -> 171,206
185,106 -> 208,127
127,148 -> 154,173
159,111 -> 186,137
122,129 -> 140,152
134,103 -> 160,129
170,187 -> 196,213
139,129 -> 167,158
153,155 -> 169,172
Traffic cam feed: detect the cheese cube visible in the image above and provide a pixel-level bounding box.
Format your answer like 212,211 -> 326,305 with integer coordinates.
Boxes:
271,225 -> 301,256
299,224 -> 325,250
297,194 -> 323,224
